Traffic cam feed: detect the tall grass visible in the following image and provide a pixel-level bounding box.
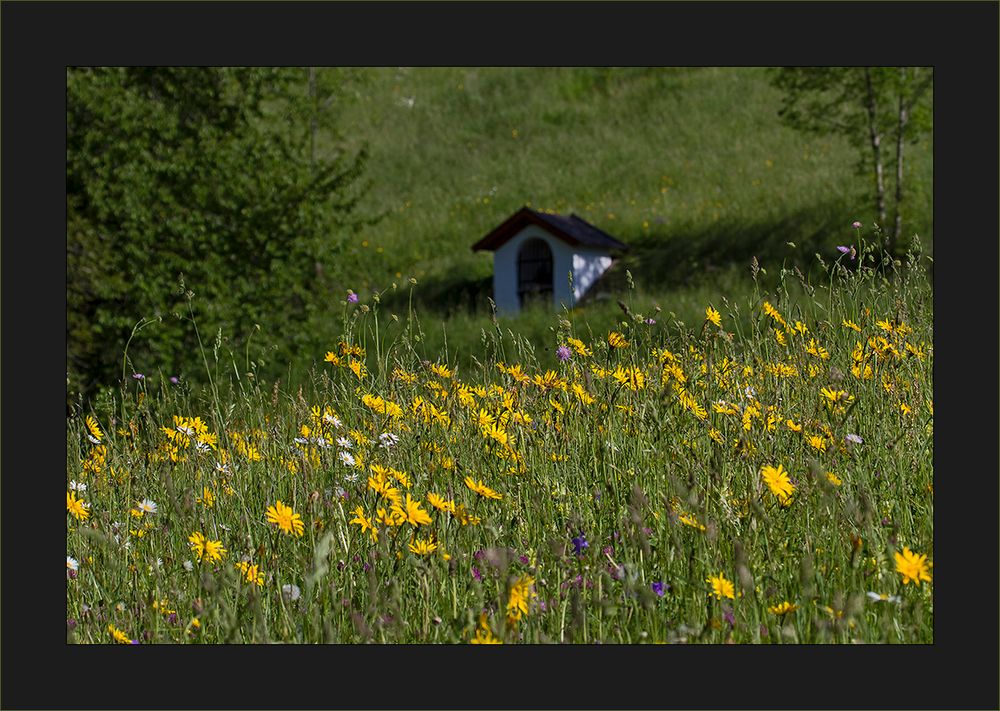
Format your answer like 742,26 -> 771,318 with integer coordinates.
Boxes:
67,233 -> 933,644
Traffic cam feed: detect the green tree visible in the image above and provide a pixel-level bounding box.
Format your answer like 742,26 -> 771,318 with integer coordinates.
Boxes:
769,67 -> 932,253
67,67 -> 372,401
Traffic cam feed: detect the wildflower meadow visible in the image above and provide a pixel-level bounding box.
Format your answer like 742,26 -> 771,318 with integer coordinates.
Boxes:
66,233 -> 933,644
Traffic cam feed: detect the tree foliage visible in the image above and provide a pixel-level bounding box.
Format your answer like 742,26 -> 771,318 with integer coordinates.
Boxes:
769,67 -> 932,252
67,67 -> 371,401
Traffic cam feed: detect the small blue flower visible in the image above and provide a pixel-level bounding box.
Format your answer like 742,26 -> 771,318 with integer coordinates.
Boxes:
571,533 -> 588,556
651,581 -> 667,597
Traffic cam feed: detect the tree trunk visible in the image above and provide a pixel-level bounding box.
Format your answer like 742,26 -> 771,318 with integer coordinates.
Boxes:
863,68 -> 887,241
892,68 -> 909,252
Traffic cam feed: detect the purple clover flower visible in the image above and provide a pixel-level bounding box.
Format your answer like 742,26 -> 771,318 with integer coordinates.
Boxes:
169,376 -> 180,385
472,566 -> 481,582
347,291 -> 359,304
851,220 -> 863,229
571,533 -> 588,556
556,345 -> 571,362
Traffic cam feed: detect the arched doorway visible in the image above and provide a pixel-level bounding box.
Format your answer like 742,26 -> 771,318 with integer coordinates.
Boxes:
517,238 -> 553,308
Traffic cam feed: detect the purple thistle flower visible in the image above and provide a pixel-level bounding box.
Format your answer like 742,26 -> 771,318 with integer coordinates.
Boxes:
556,345 -> 571,362
571,533 -> 588,556
851,220 -> 863,229
651,581 -> 666,597
347,291 -> 359,304
472,566 -> 481,582
518,554 -> 529,565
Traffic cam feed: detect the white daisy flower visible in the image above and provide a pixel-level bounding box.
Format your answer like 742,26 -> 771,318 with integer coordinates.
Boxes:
67,556 -> 80,571
314,436 -> 331,449
69,480 -> 87,492
137,499 -> 158,514
293,436 -> 309,445
338,450 -> 356,467
846,433 -> 863,444
324,414 -> 342,428
182,560 -> 194,572
378,432 -> 400,448
342,471 -> 359,484
336,436 -> 353,449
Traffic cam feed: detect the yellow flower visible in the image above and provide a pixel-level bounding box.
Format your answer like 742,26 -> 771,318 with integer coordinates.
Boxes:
426,492 -> 455,513
506,574 -> 536,624
842,319 -> 862,332
607,331 -> 630,349
806,434 -> 827,452
188,531 -> 226,563
67,491 -> 91,521
705,305 -> 722,327
469,612 -> 503,644
825,472 -> 843,486
566,337 -> 592,357
894,547 -> 932,585
760,464 -> 795,505
611,364 -> 645,391
349,506 -> 378,542
774,329 -> 786,346
706,572 -> 735,600
762,301 -> 786,327
408,536 -> 438,555
464,475 -> 502,500
196,486 -> 216,508
85,415 -> 104,443
108,624 -> 131,644
348,359 -> 367,380
235,560 -> 265,587
768,601 -> 798,616
392,493 -> 432,527
265,500 -> 305,537
430,363 -> 453,379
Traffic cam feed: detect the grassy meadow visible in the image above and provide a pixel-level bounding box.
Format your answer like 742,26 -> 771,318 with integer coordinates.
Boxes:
297,66 -> 933,375
66,234 -> 934,644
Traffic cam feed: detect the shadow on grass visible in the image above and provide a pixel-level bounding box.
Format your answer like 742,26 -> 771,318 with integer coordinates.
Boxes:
388,198 -> 855,319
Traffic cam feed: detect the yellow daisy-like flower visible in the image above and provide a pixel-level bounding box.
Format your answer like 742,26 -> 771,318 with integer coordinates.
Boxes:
894,547 -> 932,586
265,500 -> 305,537
426,492 -> 455,514
706,572 -> 735,600
67,491 -> 91,521
85,415 -> 104,443
506,574 -> 536,624
825,472 -> 843,486
705,305 -> 722,327
235,560 -> 265,587
430,363 -> 453,379
566,337 -> 592,357
464,475 -> 502,500
469,612 -> 503,644
607,331 -> 630,349
188,531 -> 226,563
761,464 -> 795,505
768,601 -> 798,616
806,434 -> 827,452
392,493 -> 432,527
348,359 -> 367,380
349,506 -> 378,542
842,318 -> 862,332
611,364 -> 645,391
108,624 -> 131,644
408,536 -> 438,555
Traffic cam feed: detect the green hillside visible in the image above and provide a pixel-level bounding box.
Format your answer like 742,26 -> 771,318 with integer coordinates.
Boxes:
318,66 -> 931,366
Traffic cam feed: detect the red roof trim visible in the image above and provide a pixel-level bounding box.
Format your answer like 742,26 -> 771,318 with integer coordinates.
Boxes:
471,207 -> 582,252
